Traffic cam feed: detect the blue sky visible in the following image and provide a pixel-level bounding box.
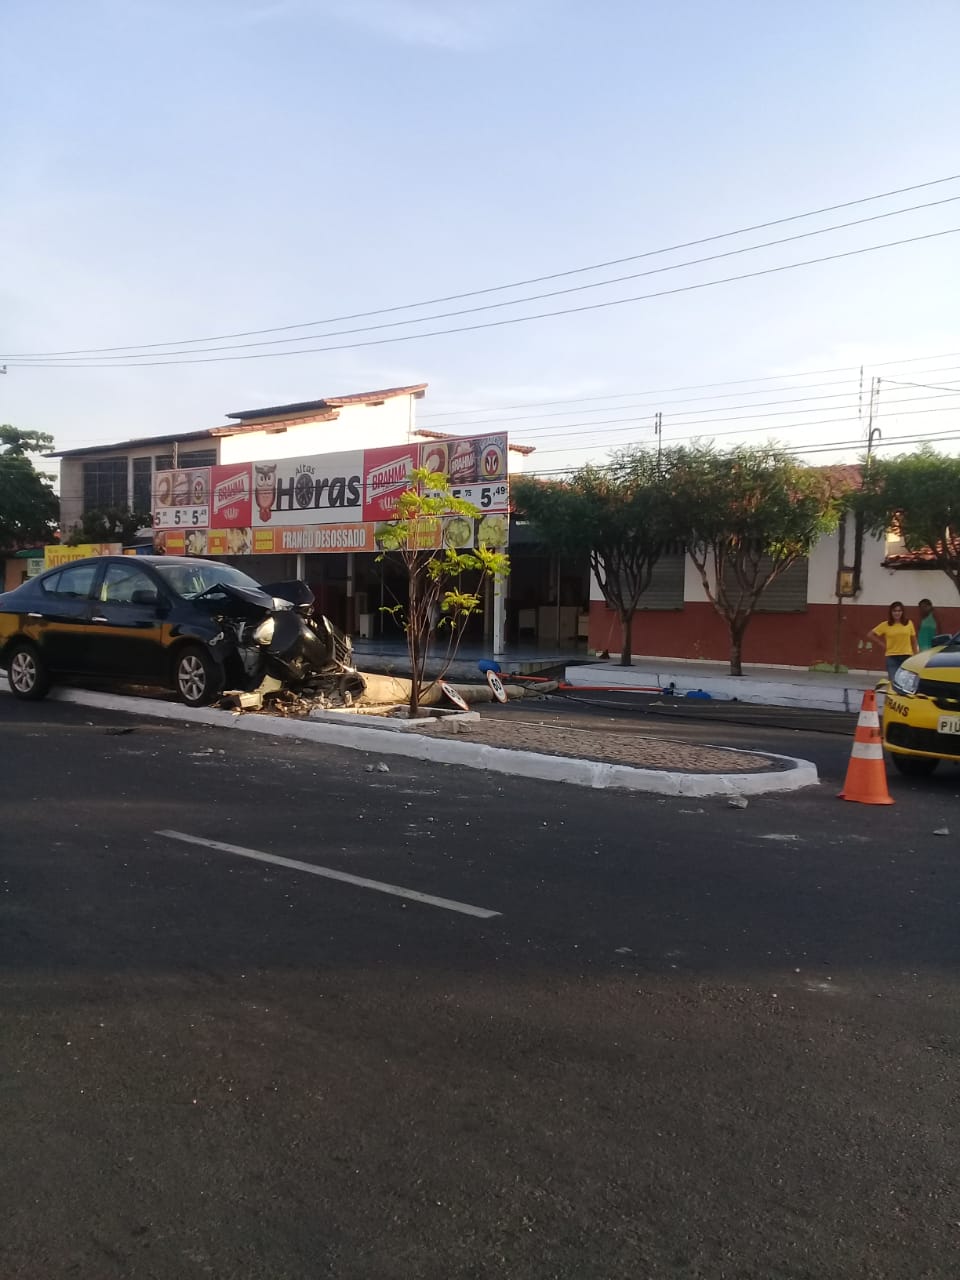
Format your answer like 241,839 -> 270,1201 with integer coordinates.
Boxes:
2,0 -> 959,474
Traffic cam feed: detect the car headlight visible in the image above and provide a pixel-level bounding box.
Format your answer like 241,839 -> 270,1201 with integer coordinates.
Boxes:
252,617 -> 275,645
892,666 -> 920,695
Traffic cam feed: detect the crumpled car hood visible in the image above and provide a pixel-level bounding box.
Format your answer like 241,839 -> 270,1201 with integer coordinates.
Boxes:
193,581 -> 285,618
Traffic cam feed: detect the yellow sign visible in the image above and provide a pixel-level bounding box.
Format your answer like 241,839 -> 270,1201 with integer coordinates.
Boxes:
44,543 -> 122,569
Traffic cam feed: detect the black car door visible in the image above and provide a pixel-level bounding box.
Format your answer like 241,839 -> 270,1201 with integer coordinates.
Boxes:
30,562 -> 100,671
84,561 -> 167,681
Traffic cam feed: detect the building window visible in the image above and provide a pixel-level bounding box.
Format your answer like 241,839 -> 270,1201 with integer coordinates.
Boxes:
722,556 -> 809,612
155,454 -> 174,472
82,457 -> 128,512
636,553 -> 685,610
133,458 -> 152,513
179,449 -> 217,468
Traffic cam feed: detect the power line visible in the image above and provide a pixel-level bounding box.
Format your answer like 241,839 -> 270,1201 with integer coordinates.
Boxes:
7,172 -> 960,359
879,377 -> 960,394
421,351 -> 960,419
10,225 -> 960,370
54,417 -> 960,503
527,426 -> 960,478
529,400 -> 960,456
11,195 -> 960,365
416,374 -> 960,436
483,386 -> 960,448
39,362 -> 960,459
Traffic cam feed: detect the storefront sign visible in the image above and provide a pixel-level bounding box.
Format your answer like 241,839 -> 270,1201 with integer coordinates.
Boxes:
255,524 -> 377,554
210,464 -> 252,528
150,435 -> 509,555
252,451 -> 363,526
206,528 -> 253,556
153,468 -> 211,529
424,432 -> 509,512
362,444 -> 421,521
44,543 -> 122,568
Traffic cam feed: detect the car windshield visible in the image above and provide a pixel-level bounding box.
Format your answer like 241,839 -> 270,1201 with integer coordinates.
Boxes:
154,561 -> 264,600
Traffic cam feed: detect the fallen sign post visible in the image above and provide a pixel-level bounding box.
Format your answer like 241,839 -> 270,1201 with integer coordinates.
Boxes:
486,670 -> 508,703
439,680 -> 470,712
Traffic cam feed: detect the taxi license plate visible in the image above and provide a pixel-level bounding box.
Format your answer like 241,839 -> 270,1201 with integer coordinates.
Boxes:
937,716 -> 960,735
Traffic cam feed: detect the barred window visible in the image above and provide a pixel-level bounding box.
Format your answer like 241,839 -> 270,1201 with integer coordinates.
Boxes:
133,457 -> 152,512
179,449 -> 217,468
82,457 -> 128,511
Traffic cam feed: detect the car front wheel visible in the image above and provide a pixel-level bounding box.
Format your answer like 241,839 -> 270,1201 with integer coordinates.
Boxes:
890,753 -> 940,777
173,645 -> 222,708
6,641 -> 51,701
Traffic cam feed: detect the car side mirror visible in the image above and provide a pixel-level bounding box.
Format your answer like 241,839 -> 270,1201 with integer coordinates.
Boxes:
131,589 -> 159,606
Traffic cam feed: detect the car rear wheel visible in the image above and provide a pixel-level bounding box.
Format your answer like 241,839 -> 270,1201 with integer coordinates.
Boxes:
6,641 -> 51,701
173,645 -> 222,708
890,753 -> 940,777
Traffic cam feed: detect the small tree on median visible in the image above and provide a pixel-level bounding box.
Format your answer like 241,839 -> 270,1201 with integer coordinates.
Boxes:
377,468 -> 510,716
513,451 -> 677,666
858,447 -> 960,597
667,443 -> 842,676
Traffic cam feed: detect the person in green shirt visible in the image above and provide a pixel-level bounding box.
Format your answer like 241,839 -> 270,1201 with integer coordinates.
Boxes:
917,598 -> 939,650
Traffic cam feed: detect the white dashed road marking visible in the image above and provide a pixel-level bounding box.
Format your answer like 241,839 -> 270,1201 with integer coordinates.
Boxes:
155,829 -> 502,919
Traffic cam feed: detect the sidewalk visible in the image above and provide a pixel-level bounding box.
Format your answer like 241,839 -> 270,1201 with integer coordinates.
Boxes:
562,656 -> 881,713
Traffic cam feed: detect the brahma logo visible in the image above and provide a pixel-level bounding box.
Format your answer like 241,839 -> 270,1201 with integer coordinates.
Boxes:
213,471 -> 250,515
366,453 -> 416,501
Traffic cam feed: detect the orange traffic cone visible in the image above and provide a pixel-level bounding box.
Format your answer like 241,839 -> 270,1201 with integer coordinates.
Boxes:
838,688 -> 894,804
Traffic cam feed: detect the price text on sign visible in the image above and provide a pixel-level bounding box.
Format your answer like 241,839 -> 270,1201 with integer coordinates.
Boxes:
154,506 -> 210,529
443,483 -> 510,511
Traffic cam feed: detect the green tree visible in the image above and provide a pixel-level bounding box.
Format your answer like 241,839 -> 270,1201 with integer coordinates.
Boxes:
513,451 -> 678,666
858,447 -> 960,596
0,425 -> 59,551
66,505 -> 152,545
668,443 -> 843,676
377,468 -> 510,715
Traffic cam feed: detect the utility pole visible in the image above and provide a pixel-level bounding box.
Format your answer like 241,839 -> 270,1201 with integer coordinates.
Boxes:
852,375 -> 881,603
865,377 -> 881,466
654,410 -> 662,469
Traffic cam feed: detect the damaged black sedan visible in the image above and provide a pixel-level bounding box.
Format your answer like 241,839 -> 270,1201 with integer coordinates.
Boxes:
0,555 -> 356,707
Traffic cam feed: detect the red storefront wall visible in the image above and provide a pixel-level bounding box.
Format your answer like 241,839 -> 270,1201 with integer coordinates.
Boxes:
588,600 -> 960,672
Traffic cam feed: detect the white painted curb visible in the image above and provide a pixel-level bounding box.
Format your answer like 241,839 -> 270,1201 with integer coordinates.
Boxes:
1,678 -> 818,797
564,663 -> 874,713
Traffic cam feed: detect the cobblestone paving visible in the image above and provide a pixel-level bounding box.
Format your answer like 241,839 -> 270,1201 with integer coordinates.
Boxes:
419,716 -> 779,773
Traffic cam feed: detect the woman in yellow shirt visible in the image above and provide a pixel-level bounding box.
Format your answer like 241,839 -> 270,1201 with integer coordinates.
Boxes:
868,601 -> 918,682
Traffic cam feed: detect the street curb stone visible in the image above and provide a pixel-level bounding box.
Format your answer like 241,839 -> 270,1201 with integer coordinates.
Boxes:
1,678 -> 819,797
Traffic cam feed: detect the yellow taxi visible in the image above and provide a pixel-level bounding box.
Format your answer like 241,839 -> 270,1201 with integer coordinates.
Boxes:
882,633 -> 960,776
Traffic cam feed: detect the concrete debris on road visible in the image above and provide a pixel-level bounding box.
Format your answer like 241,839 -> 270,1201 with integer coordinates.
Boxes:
934,827 -> 950,836
728,796 -> 749,809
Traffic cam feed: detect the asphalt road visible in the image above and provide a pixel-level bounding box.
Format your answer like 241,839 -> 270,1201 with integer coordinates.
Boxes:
2,693 -> 960,1279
